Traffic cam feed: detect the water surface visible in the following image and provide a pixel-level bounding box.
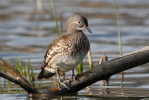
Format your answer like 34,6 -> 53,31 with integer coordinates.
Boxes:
0,0 -> 149,99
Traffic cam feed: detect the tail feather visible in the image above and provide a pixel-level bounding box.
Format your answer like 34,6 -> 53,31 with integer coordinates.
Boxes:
37,68 -> 56,79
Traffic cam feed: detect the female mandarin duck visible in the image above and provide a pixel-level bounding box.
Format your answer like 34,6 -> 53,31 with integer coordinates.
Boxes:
37,15 -> 92,90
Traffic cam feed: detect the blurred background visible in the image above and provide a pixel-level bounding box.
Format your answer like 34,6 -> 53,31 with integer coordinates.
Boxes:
0,0 -> 149,99
0,0 -> 149,60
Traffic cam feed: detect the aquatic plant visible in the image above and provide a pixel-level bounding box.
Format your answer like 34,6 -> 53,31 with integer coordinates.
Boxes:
114,0 -> 125,96
114,0 -> 123,56
50,0 -> 62,36
15,58 -> 35,86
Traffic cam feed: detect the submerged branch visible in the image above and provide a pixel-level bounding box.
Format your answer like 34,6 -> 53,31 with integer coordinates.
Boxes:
0,46 -> 149,98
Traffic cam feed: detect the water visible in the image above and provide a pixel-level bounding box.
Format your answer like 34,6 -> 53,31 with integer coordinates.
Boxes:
0,0 -> 149,99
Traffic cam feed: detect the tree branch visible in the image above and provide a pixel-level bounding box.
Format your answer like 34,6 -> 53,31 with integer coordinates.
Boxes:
0,58 -> 39,94
0,46 -> 149,99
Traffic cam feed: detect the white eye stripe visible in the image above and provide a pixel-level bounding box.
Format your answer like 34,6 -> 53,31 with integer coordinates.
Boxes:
77,25 -> 86,30
67,22 -> 78,28
71,22 -> 79,24
69,21 -> 86,30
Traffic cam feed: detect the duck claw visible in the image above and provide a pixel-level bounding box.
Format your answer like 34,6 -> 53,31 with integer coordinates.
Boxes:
58,80 -> 70,90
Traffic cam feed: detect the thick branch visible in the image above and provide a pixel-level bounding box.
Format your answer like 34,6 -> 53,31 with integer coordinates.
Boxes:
30,46 -> 149,98
0,46 -> 149,99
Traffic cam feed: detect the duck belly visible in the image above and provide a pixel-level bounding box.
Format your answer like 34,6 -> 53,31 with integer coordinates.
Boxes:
50,54 -> 84,72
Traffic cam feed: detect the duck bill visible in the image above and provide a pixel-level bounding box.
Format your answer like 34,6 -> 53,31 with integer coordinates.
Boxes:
85,27 -> 92,33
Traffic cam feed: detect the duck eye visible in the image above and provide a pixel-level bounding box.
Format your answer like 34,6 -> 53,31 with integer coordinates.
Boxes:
78,21 -> 81,24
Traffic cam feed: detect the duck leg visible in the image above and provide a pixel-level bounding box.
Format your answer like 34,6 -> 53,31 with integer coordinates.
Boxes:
72,69 -> 75,77
56,70 -> 70,90
71,69 -> 76,81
